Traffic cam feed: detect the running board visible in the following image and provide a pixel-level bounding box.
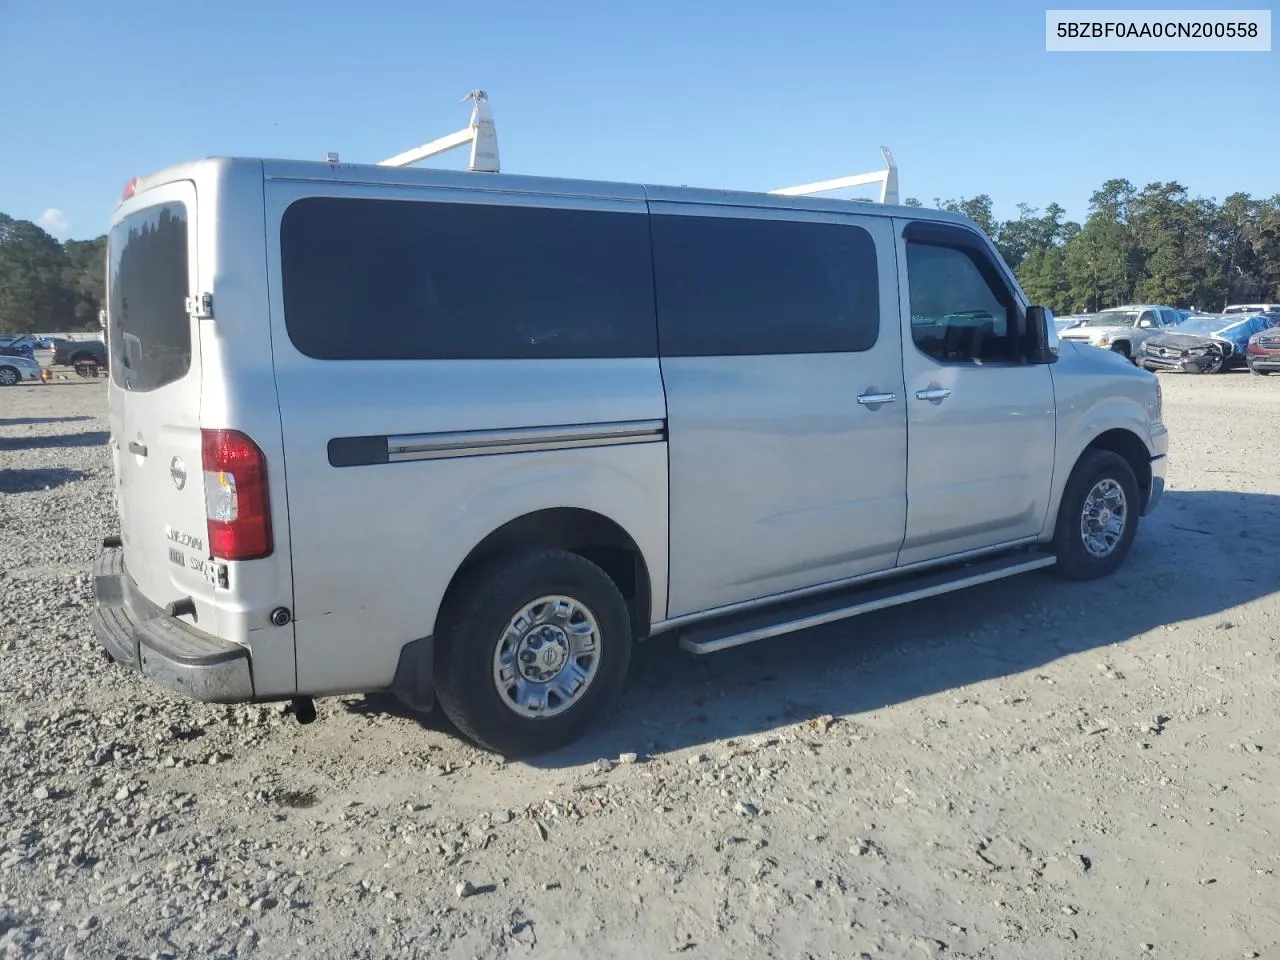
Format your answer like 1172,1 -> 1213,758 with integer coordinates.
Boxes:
678,552 -> 1058,655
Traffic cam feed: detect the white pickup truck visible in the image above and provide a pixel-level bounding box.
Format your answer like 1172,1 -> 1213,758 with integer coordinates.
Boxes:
1057,304 -> 1181,362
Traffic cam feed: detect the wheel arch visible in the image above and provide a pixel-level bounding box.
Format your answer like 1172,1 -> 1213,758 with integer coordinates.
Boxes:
1043,395 -> 1157,540
439,507 -> 655,642
1082,428 -> 1152,510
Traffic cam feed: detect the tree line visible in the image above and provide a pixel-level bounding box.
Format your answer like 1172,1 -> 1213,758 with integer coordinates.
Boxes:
3,177 -> 1279,334
906,179 -> 1280,313
0,213 -> 106,333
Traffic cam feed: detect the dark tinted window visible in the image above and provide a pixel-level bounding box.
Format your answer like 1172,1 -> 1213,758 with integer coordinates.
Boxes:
108,203 -> 191,392
906,241 -> 1019,364
650,213 -> 879,356
280,197 -> 657,360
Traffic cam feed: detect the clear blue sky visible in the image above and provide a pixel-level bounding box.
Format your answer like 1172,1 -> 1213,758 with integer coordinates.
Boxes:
1,0 -> 1275,240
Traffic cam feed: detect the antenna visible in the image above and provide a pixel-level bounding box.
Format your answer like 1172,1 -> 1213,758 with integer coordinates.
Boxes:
377,90 -> 500,172
769,147 -> 899,205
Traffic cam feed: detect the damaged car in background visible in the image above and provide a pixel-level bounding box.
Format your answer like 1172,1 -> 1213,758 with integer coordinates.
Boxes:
1056,304 -> 1179,362
1141,312 -> 1280,374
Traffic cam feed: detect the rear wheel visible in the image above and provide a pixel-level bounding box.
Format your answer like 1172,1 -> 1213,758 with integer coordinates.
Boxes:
434,548 -> 633,757
1051,450 -> 1141,581
0,366 -> 19,387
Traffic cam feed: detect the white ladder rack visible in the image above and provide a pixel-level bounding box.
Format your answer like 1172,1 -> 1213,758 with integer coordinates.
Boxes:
338,93 -> 898,204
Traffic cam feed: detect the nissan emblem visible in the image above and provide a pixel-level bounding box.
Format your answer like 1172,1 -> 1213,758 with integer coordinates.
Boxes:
170,456 -> 187,491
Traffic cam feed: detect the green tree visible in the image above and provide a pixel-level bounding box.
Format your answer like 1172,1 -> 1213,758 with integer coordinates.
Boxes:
63,236 -> 108,329
0,214 -> 75,333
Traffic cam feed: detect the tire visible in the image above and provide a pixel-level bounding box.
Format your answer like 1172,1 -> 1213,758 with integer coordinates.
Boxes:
1111,342 -> 1133,363
0,365 -> 19,387
434,548 -> 633,757
1051,449 -> 1141,581
1250,363 -> 1271,376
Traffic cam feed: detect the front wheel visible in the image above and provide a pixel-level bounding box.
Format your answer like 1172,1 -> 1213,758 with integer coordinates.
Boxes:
0,365 -> 19,387
1250,363 -> 1271,376
1111,342 -> 1133,363
1051,450 -> 1141,581
434,548 -> 633,757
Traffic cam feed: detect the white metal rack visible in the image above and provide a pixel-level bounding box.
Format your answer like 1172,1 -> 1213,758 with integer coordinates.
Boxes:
769,147 -> 899,205
352,93 -> 898,203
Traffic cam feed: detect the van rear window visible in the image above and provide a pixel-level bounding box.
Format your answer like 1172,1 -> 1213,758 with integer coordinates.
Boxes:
107,203 -> 191,392
279,196 -> 658,360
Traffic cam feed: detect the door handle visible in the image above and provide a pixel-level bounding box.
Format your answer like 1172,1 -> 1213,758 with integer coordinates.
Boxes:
128,441 -> 148,457
857,392 -> 897,406
916,388 -> 951,402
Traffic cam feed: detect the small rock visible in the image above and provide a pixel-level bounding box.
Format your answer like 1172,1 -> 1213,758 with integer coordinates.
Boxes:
1061,905 -> 1078,915
456,880 -> 477,899
33,786 -> 49,801
77,915 -> 98,932
618,752 -> 639,765
687,754 -> 707,766
1198,877 -> 1216,885
542,882 -> 561,891
592,758 -> 615,774
736,801 -> 759,817
1141,944 -> 1154,953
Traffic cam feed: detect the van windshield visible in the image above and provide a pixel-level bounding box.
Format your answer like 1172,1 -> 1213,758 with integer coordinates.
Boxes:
107,202 -> 191,392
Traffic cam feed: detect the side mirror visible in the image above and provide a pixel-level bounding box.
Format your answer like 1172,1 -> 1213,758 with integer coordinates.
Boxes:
1137,318 -> 1153,328
1025,305 -> 1059,364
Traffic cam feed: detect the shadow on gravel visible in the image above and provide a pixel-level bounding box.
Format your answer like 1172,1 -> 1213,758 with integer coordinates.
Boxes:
342,489 -> 1280,765
0,468 -> 90,493
0,431 -> 109,451
521,488 -> 1279,768
0,415 -> 93,427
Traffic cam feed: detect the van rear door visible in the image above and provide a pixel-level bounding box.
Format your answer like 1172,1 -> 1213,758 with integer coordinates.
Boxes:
106,181 -> 210,610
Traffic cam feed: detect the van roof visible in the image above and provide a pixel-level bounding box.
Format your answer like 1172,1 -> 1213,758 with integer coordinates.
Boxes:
117,156 -> 983,231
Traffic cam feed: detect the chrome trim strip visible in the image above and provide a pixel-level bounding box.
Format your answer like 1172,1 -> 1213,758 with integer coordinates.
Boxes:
648,536 -> 1043,635
386,419 -> 666,462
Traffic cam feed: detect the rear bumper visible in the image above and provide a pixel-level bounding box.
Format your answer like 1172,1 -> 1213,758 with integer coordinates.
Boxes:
91,545 -> 255,703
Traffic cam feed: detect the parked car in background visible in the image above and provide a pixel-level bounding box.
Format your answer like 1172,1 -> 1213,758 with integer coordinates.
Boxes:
1245,317 -> 1280,375
1056,304 -> 1180,362
1223,303 -> 1280,315
1141,312 -> 1280,374
1054,313 -> 1092,333
51,338 -> 108,368
0,335 -> 37,361
0,352 -> 45,386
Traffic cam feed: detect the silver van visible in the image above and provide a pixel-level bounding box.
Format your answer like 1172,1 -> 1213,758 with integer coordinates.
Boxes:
92,158 -> 1168,756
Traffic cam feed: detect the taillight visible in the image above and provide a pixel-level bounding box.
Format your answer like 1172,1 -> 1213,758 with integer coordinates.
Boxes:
201,429 -> 273,561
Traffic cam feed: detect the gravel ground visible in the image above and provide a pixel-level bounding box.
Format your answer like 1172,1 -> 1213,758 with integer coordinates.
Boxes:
2,372 -> 1279,960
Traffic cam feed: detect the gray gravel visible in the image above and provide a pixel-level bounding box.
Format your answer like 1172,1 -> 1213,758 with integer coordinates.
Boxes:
2,373 -> 1280,959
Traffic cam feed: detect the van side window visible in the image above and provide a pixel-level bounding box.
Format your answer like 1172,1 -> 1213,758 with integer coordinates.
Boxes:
651,214 -> 880,356
279,197 -> 657,360
905,241 -> 1018,365
107,202 -> 192,392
